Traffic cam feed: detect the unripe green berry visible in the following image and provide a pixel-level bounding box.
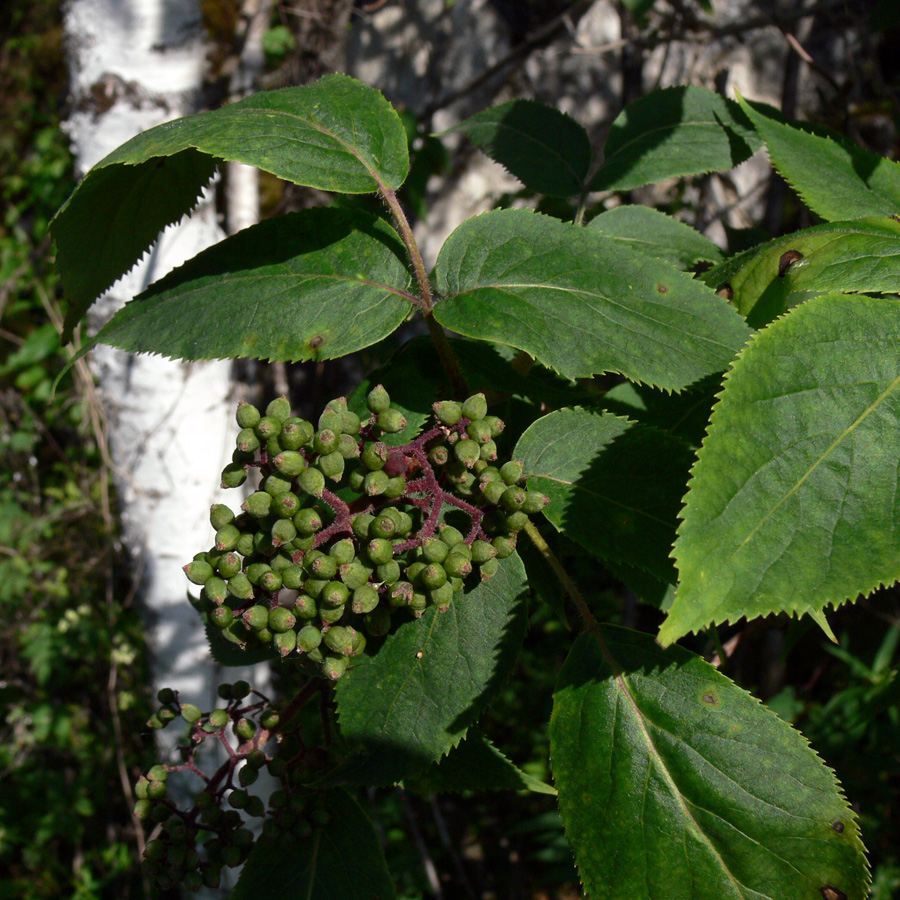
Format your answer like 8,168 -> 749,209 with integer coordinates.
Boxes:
270,519 -> 297,549
361,441 -> 389,471
438,525 -> 465,547
350,630 -> 367,656
236,427 -> 261,453
461,393 -> 488,421
384,475 -> 406,499
294,594 -> 317,619
148,764 -> 168,782
279,419 -> 310,451
292,509 -> 322,537
274,450 -> 307,478
268,606 -> 296,633
266,396 -> 291,421
340,410 -> 361,435
209,708 -> 229,728
298,466 -> 325,497
521,490 -> 549,514
471,540 -> 497,564
210,504 -> 235,531
505,511 -> 529,532
500,459 -> 524,484
297,624 -> 322,652
134,799 -> 153,820
264,474 -> 293,495
466,419 -> 493,444
318,449 -> 345,481
260,709 -> 280,730
430,581 -> 454,611
479,440 -> 498,462
313,428 -> 339,455
158,706 -> 177,725
228,789 -> 249,810
366,384 -> 391,413
244,605 -> 269,630
215,524 -> 241,552
181,703 -> 202,723
444,552 -> 472,579
274,629 -> 297,657
454,439 -> 481,468
203,577 -> 228,605
235,718 -> 257,741
429,444 -> 450,466
246,749 -> 267,769
479,557 -> 500,581
409,591 -> 428,613
227,573 -> 255,600
352,513 -> 375,540
420,563 -> 448,590
390,581 -> 414,607
500,486 -> 527,512
304,577 -> 328,599
221,462 -> 248,489
376,408 -> 407,434
157,687 -> 176,705
216,551 -> 242,579
272,491 -> 300,519
363,470 -> 388,496
395,511 -> 414,536
376,559 -> 401,585
432,399 -> 462,425
324,625 -> 356,656
210,606 -> 234,628
323,655 -> 349,680
321,581 -> 350,609
235,533 -> 255,557
483,415 -> 505,437
340,559 -> 372,591
246,562 -> 272,586
351,584 -> 380,615
254,626 -> 273,644
338,433 -> 360,459
255,415 -> 282,440
184,560 -> 214,585
308,553 -> 338,580
366,538 -> 394,566
266,434 -> 284,458
422,538 -> 450,563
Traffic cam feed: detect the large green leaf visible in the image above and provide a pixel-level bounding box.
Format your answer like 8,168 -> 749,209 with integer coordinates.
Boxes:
447,100 -> 592,197
53,74 -> 409,337
433,209 -> 751,390
232,788 -> 395,900
551,627 -> 869,900
589,206 -> 724,270
86,208 -> 412,363
589,87 -> 761,193
738,95 -> 900,222
411,730 -> 556,795
332,554 -> 528,785
662,293 -> 900,646
515,409 -> 693,584
702,216 -> 900,327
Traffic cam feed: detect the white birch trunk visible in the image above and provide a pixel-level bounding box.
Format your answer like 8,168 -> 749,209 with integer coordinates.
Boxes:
62,0 -> 254,755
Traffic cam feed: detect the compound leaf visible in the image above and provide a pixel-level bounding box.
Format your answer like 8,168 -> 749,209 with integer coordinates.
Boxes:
53,74 -> 408,337
232,788 -> 395,900
515,408 -> 693,584
551,627 -> 869,900
411,730 -> 556,795
662,293 -> 900,645
88,208 -> 412,363
738,95 -> 900,222
448,99 -> 592,197
702,216 -> 900,327
433,209 -> 751,390
590,86 -> 761,193
589,206 -> 724,270
332,554 -> 528,785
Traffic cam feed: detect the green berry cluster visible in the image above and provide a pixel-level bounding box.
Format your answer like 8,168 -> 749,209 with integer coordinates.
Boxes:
186,387 -> 547,679
137,682 -> 288,891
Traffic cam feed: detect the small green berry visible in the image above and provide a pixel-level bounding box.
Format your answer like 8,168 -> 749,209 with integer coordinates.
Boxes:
181,703 -> 202,724
210,504 -> 235,531
236,427 -> 260,453
461,393 -> 488,421
268,606 -> 296,633
364,606 -> 392,636
297,624 -> 323,652
453,439 -> 481,468
365,538 -> 394,566
361,441 -> 389,471
323,655 -> 349,680
351,584 -> 380,615
235,718 -> 257,741
221,462 -> 248,489
274,629 -> 297,657
184,560 -> 214,585
521,490 -> 549,514
244,605 -> 269,630
208,708 -> 229,728
376,408 -> 407,434
366,384 -> 391,413
298,467 -> 326,497
432,399 -> 462,425
317,449 -> 345,481
500,460 -> 524,484
215,524 -> 241,552
266,396 -> 291,421
274,450 -> 307,477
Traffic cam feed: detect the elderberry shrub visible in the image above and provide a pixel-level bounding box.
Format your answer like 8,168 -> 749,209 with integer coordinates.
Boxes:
186,386 -> 548,680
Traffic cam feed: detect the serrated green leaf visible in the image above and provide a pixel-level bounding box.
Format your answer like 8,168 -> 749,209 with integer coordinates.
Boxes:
53,74 -> 409,337
700,216 -> 900,328
86,208 -> 412,363
590,86 -> 761,193
411,730 -> 556,795
589,206 -> 724,270
662,293 -> 900,645
433,209 -> 751,390
515,409 -> 693,583
551,626 -> 869,900
738,95 -> 900,222
331,554 -> 528,786
232,787 -> 395,900
447,99 -> 592,197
